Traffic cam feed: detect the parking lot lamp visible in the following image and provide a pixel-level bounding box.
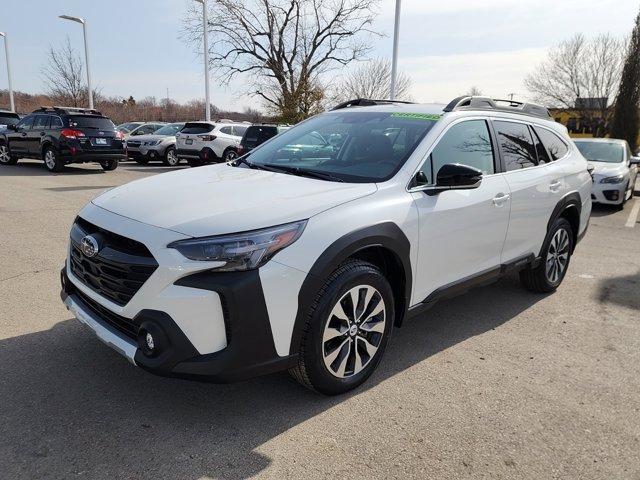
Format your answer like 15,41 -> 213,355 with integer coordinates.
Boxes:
59,15 -> 93,110
389,0 -> 401,100
0,32 -> 15,112
194,0 -> 211,121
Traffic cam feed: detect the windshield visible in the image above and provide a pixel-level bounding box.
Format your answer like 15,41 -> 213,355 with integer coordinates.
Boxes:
154,123 -> 184,136
575,141 -> 624,163
69,116 -> 116,130
240,111 -> 438,182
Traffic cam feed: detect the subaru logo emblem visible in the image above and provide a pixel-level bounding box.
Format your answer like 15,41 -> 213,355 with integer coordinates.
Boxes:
81,235 -> 100,258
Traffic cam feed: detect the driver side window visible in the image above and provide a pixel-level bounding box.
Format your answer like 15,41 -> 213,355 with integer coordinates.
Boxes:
416,120 -> 495,186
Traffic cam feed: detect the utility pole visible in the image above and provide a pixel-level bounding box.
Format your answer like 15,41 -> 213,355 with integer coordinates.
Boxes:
0,32 -> 15,112
389,0 -> 402,100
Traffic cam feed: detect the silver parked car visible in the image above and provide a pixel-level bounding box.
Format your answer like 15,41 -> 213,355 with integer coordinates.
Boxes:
126,122 -> 185,166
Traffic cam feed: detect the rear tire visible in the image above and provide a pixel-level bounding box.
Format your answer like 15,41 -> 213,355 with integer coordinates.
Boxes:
43,146 -> 64,172
101,158 -> 119,171
223,148 -> 238,163
289,260 -> 394,395
163,147 -> 179,166
520,217 -> 573,293
0,143 -> 17,165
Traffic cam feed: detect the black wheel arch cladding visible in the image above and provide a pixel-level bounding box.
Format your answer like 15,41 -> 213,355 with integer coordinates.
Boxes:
289,222 -> 412,356
545,191 -> 582,255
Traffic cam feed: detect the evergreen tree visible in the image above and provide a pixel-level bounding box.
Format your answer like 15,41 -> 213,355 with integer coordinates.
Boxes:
610,9 -> 640,151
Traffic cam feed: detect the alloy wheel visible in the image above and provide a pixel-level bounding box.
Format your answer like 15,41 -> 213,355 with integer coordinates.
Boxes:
44,150 -> 56,170
0,145 -> 10,164
322,285 -> 386,378
546,228 -> 570,283
225,150 -> 238,162
166,149 -> 179,166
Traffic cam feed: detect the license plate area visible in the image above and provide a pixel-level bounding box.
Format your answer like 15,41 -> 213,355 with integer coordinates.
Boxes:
185,139 -> 193,145
92,138 -> 109,146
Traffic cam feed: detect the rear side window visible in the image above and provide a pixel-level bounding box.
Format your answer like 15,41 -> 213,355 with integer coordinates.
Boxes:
50,117 -> 64,129
33,115 -> 50,130
219,126 -> 233,135
417,120 -> 495,185
494,121 -> 538,170
530,127 -> 551,164
68,116 -> 115,130
533,127 -> 569,160
181,123 -> 214,134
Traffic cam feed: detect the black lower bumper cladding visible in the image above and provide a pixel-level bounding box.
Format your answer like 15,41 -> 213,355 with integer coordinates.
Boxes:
61,267 -> 294,382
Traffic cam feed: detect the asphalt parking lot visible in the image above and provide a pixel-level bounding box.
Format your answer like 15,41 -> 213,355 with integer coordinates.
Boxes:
1,160 -> 639,480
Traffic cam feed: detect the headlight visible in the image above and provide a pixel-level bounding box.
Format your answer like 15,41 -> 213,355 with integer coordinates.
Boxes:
145,140 -> 161,146
167,220 -> 307,271
600,174 -> 625,184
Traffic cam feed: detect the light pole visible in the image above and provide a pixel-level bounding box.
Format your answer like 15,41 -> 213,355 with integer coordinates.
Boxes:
389,0 -> 402,100
0,32 -> 15,112
59,15 -> 93,109
194,0 -> 211,121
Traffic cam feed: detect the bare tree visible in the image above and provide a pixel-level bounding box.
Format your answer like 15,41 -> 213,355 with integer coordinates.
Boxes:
524,33 -> 626,119
183,0 -> 380,123
41,37 -> 87,107
329,58 -> 412,105
466,86 -> 483,96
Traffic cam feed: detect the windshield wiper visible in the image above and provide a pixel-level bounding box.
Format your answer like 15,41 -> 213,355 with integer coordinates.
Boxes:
261,164 -> 345,182
231,156 -> 271,171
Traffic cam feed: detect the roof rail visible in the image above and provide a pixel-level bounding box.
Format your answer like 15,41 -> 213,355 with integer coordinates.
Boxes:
32,106 -> 103,116
331,98 -> 415,111
443,96 -> 551,119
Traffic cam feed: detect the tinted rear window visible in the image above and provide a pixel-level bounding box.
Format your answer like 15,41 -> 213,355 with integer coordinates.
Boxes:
533,127 -> 569,160
68,116 -> 115,130
242,126 -> 278,145
181,122 -> 214,134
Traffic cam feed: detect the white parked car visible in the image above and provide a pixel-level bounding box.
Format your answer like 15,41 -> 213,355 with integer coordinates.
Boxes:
574,138 -> 639,208
118,122 -> 166,140
60,97 -> 591,395
176,121 -> 248,166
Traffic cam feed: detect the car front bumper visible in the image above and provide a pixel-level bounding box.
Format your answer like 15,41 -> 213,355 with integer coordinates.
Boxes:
591,180 -> 627,205
59,203 -> 300,382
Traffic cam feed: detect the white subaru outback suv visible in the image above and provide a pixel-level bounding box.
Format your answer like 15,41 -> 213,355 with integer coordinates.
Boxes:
60,97 -> 592,395
176,121 -> 248,166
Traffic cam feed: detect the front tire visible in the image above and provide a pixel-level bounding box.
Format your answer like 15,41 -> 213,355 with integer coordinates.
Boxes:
520,217 -> 573,293
101,158 -> 119,171
0,143 -> 17,165
43,146 -> 64,172
163,147 -> 179,166
290,260 -> 394,395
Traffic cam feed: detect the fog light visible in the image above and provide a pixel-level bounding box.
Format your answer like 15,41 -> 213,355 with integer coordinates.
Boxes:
145,332 -> 155,351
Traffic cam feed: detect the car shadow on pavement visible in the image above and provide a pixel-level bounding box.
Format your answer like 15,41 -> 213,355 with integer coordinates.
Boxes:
597,270 -> 640,311
0,161 -> 104,176
590,203 -> 623,217
0,274 -> 548,480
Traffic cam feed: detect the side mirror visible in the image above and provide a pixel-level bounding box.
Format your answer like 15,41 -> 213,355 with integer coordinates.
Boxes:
7,124 -> 17,131
630,156 -> 640,165
435,163 -> 483,189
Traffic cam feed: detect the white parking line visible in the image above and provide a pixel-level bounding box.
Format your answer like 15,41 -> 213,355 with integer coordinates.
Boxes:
625,198 -> 640,228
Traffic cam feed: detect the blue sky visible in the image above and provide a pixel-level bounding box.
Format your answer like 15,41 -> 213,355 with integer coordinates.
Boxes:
1,0 -> 639,110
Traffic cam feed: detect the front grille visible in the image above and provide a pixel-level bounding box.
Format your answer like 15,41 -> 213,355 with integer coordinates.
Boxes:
126,141 -> 141,147
74,289 -> 139,341
69,217 -> 158,306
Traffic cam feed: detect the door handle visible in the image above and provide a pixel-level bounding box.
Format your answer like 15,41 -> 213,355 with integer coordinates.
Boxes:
492,193 -> 510,206
549,180 -> 562,192
40,132 -> 45,136
21,132 -> 27,137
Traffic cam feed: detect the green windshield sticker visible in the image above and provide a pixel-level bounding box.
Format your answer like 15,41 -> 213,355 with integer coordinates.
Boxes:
391,112 -> 442,121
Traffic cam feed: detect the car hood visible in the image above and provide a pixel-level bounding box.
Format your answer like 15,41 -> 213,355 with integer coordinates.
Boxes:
92,164 -> 377,237
587,161 -> 627,176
